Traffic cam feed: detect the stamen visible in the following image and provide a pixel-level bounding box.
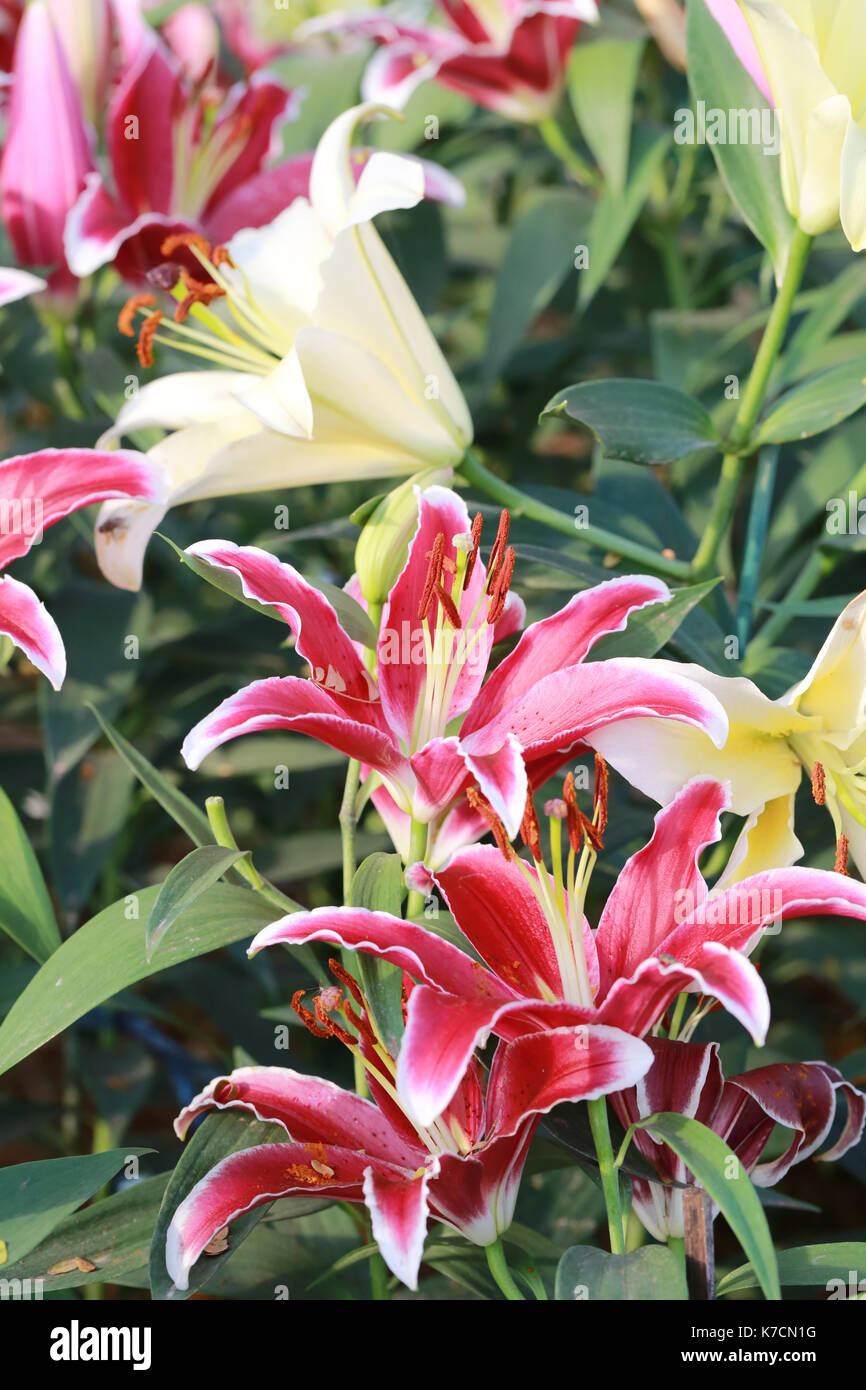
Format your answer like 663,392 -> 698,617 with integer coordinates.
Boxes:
434,581 -> 463,629
835,834 -> 850,876
213,244 -> 236,269
161,230 -> 212,260
313,994 -> 355,1047
418,533 -> 445,621
327,957 -> 366,1013
466,786 -> 515,860
136,311 -> 163,368
811,761 -> 826,806
562,772 -> 584,855
292,987 -> 331,1039
520,789 -> 543,863
544,798 -> 567,819
594,754 -> 609,837
486,510 -> 511,591
118,293 -> 156,337
487,545 -> 515,625
464,512 -> 483,584
174,278 -> 226,323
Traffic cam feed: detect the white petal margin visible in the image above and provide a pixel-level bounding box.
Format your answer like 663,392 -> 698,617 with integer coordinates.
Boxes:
310,102 -> 425,238
0,266 -> 46,305
363,1158 -> 438,1291
0,573 -> 66,689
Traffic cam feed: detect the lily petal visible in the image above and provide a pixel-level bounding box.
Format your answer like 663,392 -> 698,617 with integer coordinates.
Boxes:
0,574 -> 65,689
363,1162 -> 436,1290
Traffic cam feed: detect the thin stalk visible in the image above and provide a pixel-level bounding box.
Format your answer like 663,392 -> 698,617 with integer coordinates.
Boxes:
206,795 -> 300,913
735,445 -> 779,647
538,115 -> 600,188
746,549 -> 837,663
459,449 -> 692,580
692,228 -> 813,577
405,818 -> 429,919
587,1096 -> 625,1254
485,1237 -> 526,1300
339,758 -> 362,904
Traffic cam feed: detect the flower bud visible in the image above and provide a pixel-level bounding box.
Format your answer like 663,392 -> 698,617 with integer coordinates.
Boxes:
354,467 -> 452,609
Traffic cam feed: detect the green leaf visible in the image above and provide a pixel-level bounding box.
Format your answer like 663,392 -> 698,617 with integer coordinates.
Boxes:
0,1172 -> 170,1290
0,883 -> 278,1076
483,188 -> 592,389
776,260 -> 866,388
624,1112 -> 781,1300
49,750 -> 135,917
755,361 -> 866,444
350,853 -> 406,1055
686,0 -> 795,283
150,1109 -> 288,1299
0,785 -> 59,963
163,534 -> 376,648
89,705 -> 213,847
0,1148 -> 152,1266
718,1243 -> 866,1297
146,845 -> 244,961
555,1244 -> 688,1300
579,127 -> 671,308
568,37 -> 645,193
543,379 -> 718,463
590,578 -> 721,660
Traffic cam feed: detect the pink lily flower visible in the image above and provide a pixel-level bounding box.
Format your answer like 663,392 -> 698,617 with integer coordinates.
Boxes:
164,961 -> 651,1290
319,0 -> 600,122
180,484 -> 728,848
0,2 -> 23,73
63,17 -> 302,284
611,1037 -> 865,1241
0,448 -> 158,688
0,0 -> 95,300
248,777 -> 866,1126
0,266 -> 46,304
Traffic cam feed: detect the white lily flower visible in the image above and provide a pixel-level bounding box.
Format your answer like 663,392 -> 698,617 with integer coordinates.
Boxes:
96,102 -> 473,591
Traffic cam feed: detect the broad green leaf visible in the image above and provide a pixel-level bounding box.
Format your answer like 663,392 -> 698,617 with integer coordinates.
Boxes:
49,749 -> 135,917
590,578 -> 721,661
0,1148 -> 151,1266
555,1244 -> 688,1300
146,845 -> 244,961
89,705 -> 213,847
544,1107 -> 663,1185
755,361 -> 866,445
163,534 -> 376,648
0,785 -> 59,963
350,853 -> 406,1055
0,1172 -> 170,1290
686,0 -> 795,283
625,1112 -> 781,1300
150,1109 -> 288,1300
0,883 -> 278,1076
544,379 -> 718,463
579,127 -> 670,308
483,188 -> 592,389
718,1243 -> 866,1296
568,37 -> 645,193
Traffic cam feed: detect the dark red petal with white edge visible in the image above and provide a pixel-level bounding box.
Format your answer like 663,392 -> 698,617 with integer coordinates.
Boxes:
172,1065 -> 421,1167
165,1142 -> 404,1290
595,779 -> 726,998
185,541 -> 381,713
431,1124 -> 536,1247
483,1026 -> 653,1142
0,448 -> 160,569
411,733 -> 528,838
461,575 -> 672,738
595,945 -> 770,1045
610,1038 -> 725,1188
181,675 -> 409,783
363,1161 -> 437,1291
0,575 -> 66,689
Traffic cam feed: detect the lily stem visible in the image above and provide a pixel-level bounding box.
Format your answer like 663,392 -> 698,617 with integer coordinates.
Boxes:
405,818 -> 429,919
459,448 -> 692,580
485,1237 -> 526,1300
587,1096 -> 625,1255
205,795 -> 300,913
340,758 -> 362,903
692,227 -> 813,578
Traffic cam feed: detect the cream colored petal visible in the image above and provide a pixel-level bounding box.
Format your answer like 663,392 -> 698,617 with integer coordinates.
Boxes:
235,349 -> 314,439
815,0 -> 866,112
95,497 -> 168,592
345,150 -> 425,229
309,102 -> 404,238
98,370 -> 257,446
194,427 -> 432,496
839,805 -> 866,879
797,93 -> 851,235
714,792 -> 803,888
840,119 -> 866,252
226,199 -> 331,331
784,590 -> 866,738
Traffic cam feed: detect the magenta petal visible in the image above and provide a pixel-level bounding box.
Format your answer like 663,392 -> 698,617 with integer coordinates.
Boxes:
181,676 -> 408,783
595,779 -> 726,997
0,447 -> 159,568
363,1163 -> 435,1290
203,75 -> 299,212
173,1065 -> 421,1167
0,574 -> 65,688
205,156 -> 315,244
704,0 -> 772,101
485,1026 -> 654,1142
107,30 -> 181,217
431,1126 -> 535,1246
463,575 -> 671,737
186,541 -> 378,711
165,1142 -> 397,1290
597,947 -> 770,1045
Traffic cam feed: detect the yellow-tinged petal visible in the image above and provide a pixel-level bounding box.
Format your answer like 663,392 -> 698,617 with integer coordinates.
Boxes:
841,120 -> 866,252
784,589 -> 866,741
797,94 -> 852,236
715,792 -> 803,887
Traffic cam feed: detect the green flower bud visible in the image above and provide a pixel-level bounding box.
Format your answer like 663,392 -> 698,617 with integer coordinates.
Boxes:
354,466 -> 453,609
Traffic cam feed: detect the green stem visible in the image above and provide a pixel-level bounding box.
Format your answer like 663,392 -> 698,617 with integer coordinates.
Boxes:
735,444 -> 779,647
538,115 -> 600,188
485,1237 -> 526,1300
339,758 -> 362,904
459,449 -> 692,580
369,1248 -> 390,1300
692,228 -> 813,578
405,818 -> 429,919
587,1096 -> 625,1254
205,795 -> 300,914
667,990 -> 688,1042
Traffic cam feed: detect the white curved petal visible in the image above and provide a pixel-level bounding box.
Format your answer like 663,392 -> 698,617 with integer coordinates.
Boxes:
99,370 -> 257,445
